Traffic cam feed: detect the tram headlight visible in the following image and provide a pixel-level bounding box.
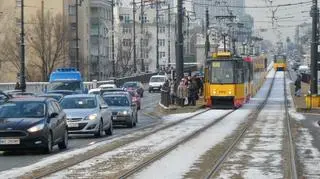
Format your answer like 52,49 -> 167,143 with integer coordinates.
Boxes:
228,91 -> 232,95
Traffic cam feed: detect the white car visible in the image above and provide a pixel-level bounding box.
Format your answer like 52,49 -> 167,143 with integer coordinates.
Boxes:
148,75 -> 167,92
88,88 -> 101,95
99,84 -> 117,90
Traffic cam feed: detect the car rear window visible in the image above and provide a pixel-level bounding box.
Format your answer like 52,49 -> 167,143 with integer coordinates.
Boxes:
60,97 -> 97,109
150,77 -> 165,82
103,96 -> 130,107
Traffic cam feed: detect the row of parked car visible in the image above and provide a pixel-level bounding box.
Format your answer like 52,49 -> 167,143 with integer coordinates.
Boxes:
0,81 -> 144,154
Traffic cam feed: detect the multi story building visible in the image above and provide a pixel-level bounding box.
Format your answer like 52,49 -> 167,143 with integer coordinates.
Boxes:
89,0 -> 113,80
64,0 -> 90,81
114,1 -> 176,74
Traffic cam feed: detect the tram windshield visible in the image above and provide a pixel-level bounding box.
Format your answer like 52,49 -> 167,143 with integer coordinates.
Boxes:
274,55 -> 286,63
210,61 -> 234,84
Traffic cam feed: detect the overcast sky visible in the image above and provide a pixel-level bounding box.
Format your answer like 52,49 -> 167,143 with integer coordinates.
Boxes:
245,0 -> 312,44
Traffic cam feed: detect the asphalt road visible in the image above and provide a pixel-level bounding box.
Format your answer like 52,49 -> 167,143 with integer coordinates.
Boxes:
0,91 -> 161,172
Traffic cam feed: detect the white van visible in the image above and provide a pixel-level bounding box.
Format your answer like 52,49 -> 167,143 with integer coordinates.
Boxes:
148,75 -> 167,92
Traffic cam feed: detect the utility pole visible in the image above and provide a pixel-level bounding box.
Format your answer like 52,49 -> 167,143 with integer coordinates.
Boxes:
111,0 -> 115,77
156,0 -> 159,72
41,0 -> 46,81
75,0 -> 80,70
310,0 -> 319,94
167,3 -> 171,67
176,0 -> 184,81
205,7 -> 209,57
140,0 -> 144,72
133,0 -> 137,73
20,0 -> 26,92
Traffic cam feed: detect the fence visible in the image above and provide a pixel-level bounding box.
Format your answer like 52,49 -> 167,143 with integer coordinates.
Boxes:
0,72 -> 157,94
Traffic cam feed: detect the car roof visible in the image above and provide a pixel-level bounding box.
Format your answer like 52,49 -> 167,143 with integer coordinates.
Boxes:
151,75 -> 167,78
89,88 -> 100,92
103,92 -> 130,96
63,94 -> 97,98
9,97 -> 48,102
39,93 -> 63,96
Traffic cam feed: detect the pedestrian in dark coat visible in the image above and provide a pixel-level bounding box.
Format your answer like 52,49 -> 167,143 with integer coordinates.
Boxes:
14,82 -> 20,90
295,74 -> 302,97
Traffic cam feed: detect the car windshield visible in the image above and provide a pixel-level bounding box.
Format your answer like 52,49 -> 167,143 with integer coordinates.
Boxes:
150,77 -> 165,82
123,82 -> 138,88
103,96 -> 130,107
210,61 -> 234,84
0,101 -> 45,118
49,81 -> 81,91
60,97 -> 97,109
89,91 -> 100,95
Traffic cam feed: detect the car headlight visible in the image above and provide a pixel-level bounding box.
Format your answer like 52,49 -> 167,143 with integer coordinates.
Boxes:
119,111 -> 129,115
27,123 -> 44,133
86,114 -> 98,120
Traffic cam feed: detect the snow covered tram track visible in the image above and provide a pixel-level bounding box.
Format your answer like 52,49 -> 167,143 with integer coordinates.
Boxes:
117,110 -> 236,179
283,71 -> 298,179
205,70 -> 277,179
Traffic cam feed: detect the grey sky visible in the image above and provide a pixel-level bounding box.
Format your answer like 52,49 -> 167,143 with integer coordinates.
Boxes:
245,0 -> 312,43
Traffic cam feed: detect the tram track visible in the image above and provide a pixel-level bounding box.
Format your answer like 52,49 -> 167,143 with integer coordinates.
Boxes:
15,109 -> 210,179
117,71 -> 277,179
204,70 -> 298,179
204,70 -> 277,179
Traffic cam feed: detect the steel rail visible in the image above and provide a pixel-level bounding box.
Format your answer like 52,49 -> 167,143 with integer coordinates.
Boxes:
205,71 -> 277,179
118,110 -> 236,179
284,71 -> 298,179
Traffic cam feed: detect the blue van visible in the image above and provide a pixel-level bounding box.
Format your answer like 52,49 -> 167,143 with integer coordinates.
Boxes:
47,68 -> 87,94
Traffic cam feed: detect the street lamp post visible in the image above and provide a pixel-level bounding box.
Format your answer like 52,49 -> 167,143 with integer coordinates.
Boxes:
20,0 -> 26,92
310,0 -> 319,95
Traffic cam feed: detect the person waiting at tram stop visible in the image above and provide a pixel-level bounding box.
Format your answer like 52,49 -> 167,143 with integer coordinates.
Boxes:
294,74 -> 302,97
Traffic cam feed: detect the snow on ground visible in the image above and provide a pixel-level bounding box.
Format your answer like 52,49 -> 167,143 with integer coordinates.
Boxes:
129,69 -> 277,178
131,108 -> 252,179
0,107 -> 207,178
296,128 -> 320,178
44,110 -> 231,178
217,72 -> 286,179
161,109 -> 207,123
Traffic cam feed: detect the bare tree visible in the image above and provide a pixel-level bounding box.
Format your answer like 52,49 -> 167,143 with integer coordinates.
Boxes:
27,11 -> 69,81
115,39 -> 134,77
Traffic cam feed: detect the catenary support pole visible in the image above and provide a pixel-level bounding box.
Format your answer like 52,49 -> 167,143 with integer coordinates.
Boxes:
112,0 -> 115,77
75,0 -> 80,70
310,0 -> 319,94
205,7 -> 209,57
156,0 -> 160,71
176,0 -> 184,81
140,0 -> 144,72
168,3 -> 171,67
133,0 -> 137,73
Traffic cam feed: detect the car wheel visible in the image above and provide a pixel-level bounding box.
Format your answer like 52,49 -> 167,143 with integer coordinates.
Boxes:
94,120 -> 104,137
127,116 -> 134,128
58,129 -> 68,150
105,120 -> 113,136
43,132 -> 53,154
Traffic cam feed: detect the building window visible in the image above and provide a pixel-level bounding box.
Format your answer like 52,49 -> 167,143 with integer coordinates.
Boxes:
120,14 -> 130,23
159,26 -> 165,33
123,27 -> 131,34
141,39 -> 148,47
69,5 -> 76,16
160,52 -> 165,58
142,50 -> 149,58
139,15 -> 148,23
123,39 -> 132,47
70,23 -> 77,30
159,39 -> 165,46
158,14 -> 165,23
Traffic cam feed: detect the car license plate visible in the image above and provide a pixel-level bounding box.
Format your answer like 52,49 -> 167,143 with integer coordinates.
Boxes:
68,123 -> 79,128
113,116 -> 117,120
0,138 -> 20,145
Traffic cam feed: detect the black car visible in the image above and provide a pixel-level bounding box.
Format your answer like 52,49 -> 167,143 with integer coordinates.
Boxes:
0,97 -> 68,153
0,91 -> 11,105
122,81 -> 144,97
38,93 -> 64,102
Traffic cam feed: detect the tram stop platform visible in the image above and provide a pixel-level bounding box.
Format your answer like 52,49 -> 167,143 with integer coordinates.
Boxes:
157,96 -> 206,115
290,82 -> 320,113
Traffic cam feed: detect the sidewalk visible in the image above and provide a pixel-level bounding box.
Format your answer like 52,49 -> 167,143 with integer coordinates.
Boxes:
290,82 -> 320,113
157,96 -> 206,115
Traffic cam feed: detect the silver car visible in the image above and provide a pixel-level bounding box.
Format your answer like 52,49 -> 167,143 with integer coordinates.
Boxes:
60,94 -> 113,137
103,93 -> 138,128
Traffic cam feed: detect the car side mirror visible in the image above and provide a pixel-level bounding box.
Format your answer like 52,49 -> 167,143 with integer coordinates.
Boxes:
100,105 -> 108,109
49,112 -> 58,119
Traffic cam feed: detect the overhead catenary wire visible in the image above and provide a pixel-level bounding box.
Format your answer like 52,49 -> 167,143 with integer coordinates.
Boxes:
190,1 -> 312,9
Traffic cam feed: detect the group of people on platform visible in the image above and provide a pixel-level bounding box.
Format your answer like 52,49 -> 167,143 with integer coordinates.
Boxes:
162,75 -> 203,107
